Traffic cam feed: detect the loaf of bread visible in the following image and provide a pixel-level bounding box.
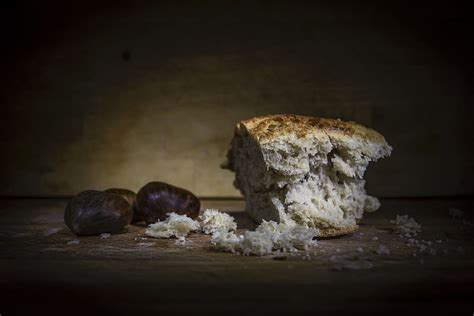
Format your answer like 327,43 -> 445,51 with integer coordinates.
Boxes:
222,115 -> 392,237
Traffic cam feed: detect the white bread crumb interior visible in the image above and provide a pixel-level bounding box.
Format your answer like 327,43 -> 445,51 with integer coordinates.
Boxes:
144,213 -> 200,239
199,208 -> 237,234
211,219 -> 318,256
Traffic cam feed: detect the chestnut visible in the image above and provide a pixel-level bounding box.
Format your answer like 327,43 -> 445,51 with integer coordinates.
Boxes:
64,190 -> 133,235
135,181 -> 200,224
104,188 -> 140,223
104,188 -> 136,208
104,188 -> 137,223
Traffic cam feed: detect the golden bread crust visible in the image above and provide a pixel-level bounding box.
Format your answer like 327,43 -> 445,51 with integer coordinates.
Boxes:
237,114 -> 388,145
317,224 -> 359,237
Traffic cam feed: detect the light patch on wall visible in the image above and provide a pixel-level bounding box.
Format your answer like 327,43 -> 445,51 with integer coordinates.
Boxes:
1,2 -> 471,197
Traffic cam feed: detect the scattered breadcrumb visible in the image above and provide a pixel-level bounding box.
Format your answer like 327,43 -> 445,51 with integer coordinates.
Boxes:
211,220 -> 318,256
421,240 -> 432,246
199,209 -> 237,234
175,237 -> 193,246
211,230 -> 243,253
67,239 -> 80,245
376,245 -> 391,255
99,233 -> 111,240
145,213 -> 200,239
448,208 -> 463,218
43,227 -> 61,236
406,238 -> 418,246
302,253 -> 312,260
405,237 -> 442,255
391,214 -> 421,238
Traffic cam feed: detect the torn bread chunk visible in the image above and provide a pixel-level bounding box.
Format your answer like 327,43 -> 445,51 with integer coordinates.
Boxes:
144,213 -> 200,239
223,115 -> 392,237
199,209 -> 237,234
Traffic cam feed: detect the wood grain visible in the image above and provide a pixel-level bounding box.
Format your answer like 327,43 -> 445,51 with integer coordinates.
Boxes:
0,198 -> 473,315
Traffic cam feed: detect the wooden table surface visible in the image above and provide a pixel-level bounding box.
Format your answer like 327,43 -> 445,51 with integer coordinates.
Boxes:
1,198 -> 473,315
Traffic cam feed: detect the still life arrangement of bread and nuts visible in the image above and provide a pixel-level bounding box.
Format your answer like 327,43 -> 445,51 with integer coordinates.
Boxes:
65,114 -> 394,256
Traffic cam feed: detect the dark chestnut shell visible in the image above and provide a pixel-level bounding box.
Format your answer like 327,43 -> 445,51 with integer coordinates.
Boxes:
104,188 -> 136,208
104,188 -> 139,223
64,190 -> 133,235
135,182 -> 200,224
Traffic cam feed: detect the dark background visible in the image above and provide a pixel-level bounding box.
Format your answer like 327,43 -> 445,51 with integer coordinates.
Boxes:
1,0 -> 473,198
0,3 -> 473,315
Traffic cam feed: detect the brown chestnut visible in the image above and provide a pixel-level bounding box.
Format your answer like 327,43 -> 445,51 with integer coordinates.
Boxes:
104,188 -> 137,223
104,188 -> 140,223
135,181 -> 200,224
104,188 -> 136,207
64,190 -> 133,235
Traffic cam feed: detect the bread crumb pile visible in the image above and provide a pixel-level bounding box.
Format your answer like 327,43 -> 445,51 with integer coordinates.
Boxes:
67,239 -> 80,245
99,233 -> 111,240
145,212 -> 200,239
390,214 -> 444,257
376,245 -> 391,255
211,220 -> 318,256
198,209 -> 237,234
144,209 -> 318,256
391,214 -> 421,238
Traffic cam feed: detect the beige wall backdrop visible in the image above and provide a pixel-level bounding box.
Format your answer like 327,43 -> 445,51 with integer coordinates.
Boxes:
1,2 -> 473,197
